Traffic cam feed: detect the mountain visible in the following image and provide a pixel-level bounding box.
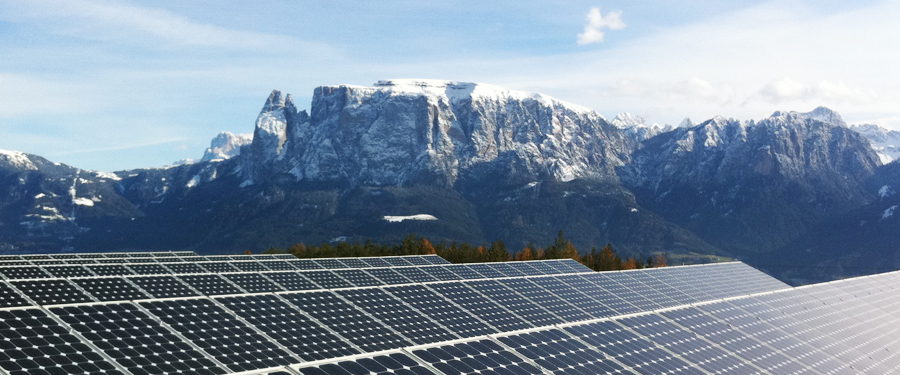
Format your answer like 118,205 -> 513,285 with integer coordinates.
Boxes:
620,110 -> 880,256
1,81 -> 894,284
849,123 -> 900,163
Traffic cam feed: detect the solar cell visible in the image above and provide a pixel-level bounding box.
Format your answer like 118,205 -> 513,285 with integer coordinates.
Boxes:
301,270 -> 354,289
0,255 -> 22,260
263,272 -> 320,291
608,272 -> 682,309
228,255 -> 254,261
412,339 -> 543,375
384,284 -> 497,338
462,263 -> 506,278
505,262 -> 543,275
555,258 -> 593,273
555,274 -> 642,315
72,277 -> 150,302
222,273 -> 284,293
0,281 -> 33,307
402,256 -> 433,266
393,267 -> 439,283
43,265 -> 95,278
11,279 -> 95,305
364,268 -> 414,285
127,276 -> 199,298
22,254 -> 52,260
333,269 -> 385,287
0,308 -> 125,375
427,282 -> 533,332
179,274 -> 244,295
0,265 -> 50,279
465,279 -> 564,327
87,264 -> 134,276
141,298 -> 296,372
295,353 -> 434,375
525,261 -> 563,274
217,294 -> 360,361
51,302 -> 227,375
281,291 -> 413,352
483,262 -> 527,277
31,259 -> 66,265
581,272 -> 660,312
496,278 -> 592,322
498,328 -> 631,375
421,255 -> 451,264
0,260 -> 31,266
66,259 -> 99,264
287,259 -> 322,270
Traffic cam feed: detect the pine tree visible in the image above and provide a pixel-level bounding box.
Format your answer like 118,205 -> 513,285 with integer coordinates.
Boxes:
622,257 -> 637,270
597,243 -> 622,271
655,253 -> 668,267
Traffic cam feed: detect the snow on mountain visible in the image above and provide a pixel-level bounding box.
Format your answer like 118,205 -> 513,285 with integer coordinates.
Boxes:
610,113 -> 674,142
800,106 -> 846,128
0,149 -> 38,170
242,80 -> 631,187
849,124 -> 900,163
201,132 -> 252,162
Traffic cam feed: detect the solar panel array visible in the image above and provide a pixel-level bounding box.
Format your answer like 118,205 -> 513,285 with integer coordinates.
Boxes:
3,250 -> 894,375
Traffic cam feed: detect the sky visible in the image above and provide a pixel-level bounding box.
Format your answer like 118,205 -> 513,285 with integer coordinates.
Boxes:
1,0 -> 898,171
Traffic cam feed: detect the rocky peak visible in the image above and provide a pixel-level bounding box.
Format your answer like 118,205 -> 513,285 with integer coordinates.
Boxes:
801,106 -> 846,127
200,132 -> 252,162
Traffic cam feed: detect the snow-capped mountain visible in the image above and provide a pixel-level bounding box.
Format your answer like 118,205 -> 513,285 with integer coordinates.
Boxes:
610,113 -> 674,142
2,81 -> 898,283
201,132 -> 252,162
849,124 -> 900,163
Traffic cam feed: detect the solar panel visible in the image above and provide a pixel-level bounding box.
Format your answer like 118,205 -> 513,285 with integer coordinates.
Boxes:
51,302 -> 227,375
294,353 -> 434,375
11,279 -> 95,305
217,294 -> 360,361
484,262 -> 528,277
0,281 -> 33,307
412,339 -> 543,375
0,260 -> 31,266
580,272 -> 661,312
258,260 -> 297,271
127,276 -> 199,298
393,267 -> 439,283
230,261 -> 271,272
529,276 -> 617,319
222,273 -> 284,293
605,272 -> 682,309
461,263 -> 506,278
312,259 -> 348,269
281,291 -> 413,352
384,284 -> 497,338
263,272 -> 320,291
333,269 -> 385,287
71,277 -> 150,302
141,298 -> 296,372
464,279 -> 564,327
402,256 -> 433,266
287,259 -> 322,270
199,261 -> 241,273
163,263 -> 208,274
301,270 -> 353,289
42,265 -> 95,278
555,274 -> 642,315
555,258 -> 593,272
360,258 -> 392,268
179,274 -> 244,295
126,264 -> 170,275
364,268 -> 413,285
0,255 -> 22,260
0,308 -> 124,375
419,265 -> 462,281
497,328 -> 631,375
336,258 -> 370,268
496,278 -> 592,322
442,264 -> 484,279
506,262 -> 543,275
426,282 -> 533,332
525,261 -> 563,274
337,288 -> 458,344
421,255 -> 451,264
0,265 -> 50,279
382,257 -> 415,267
86,265 -> 135,276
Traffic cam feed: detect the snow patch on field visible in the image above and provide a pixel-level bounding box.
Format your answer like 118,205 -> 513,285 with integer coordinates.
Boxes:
73,197 -> 95,206
383,214 -> 438,223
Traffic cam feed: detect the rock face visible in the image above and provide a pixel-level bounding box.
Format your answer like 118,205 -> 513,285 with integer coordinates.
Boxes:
849,123 -> 900,163
243,80 -> 631,188
610,113 -> 674,142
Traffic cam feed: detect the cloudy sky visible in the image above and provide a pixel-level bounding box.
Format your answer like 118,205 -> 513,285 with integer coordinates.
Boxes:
1,0 -> 897,171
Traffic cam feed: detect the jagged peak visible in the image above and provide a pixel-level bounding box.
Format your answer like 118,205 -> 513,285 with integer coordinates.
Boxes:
768,107 -> 846,128
262,90 -> 286,112
611,112 -> 646,129
677,118 -> 694,128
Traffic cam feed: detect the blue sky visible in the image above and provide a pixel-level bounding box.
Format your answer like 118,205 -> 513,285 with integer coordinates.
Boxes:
1,0 -> 898,171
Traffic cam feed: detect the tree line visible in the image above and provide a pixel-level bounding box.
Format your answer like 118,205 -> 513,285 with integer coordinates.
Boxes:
262,230 -> 667,271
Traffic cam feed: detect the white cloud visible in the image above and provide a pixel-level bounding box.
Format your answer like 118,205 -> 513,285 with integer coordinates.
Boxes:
577,7 -> 625,45
748,77 -> 876,105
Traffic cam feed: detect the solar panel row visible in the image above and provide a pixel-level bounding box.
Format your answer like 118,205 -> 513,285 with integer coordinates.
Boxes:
0,258 -> 790,375
0,254 -> 450,268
